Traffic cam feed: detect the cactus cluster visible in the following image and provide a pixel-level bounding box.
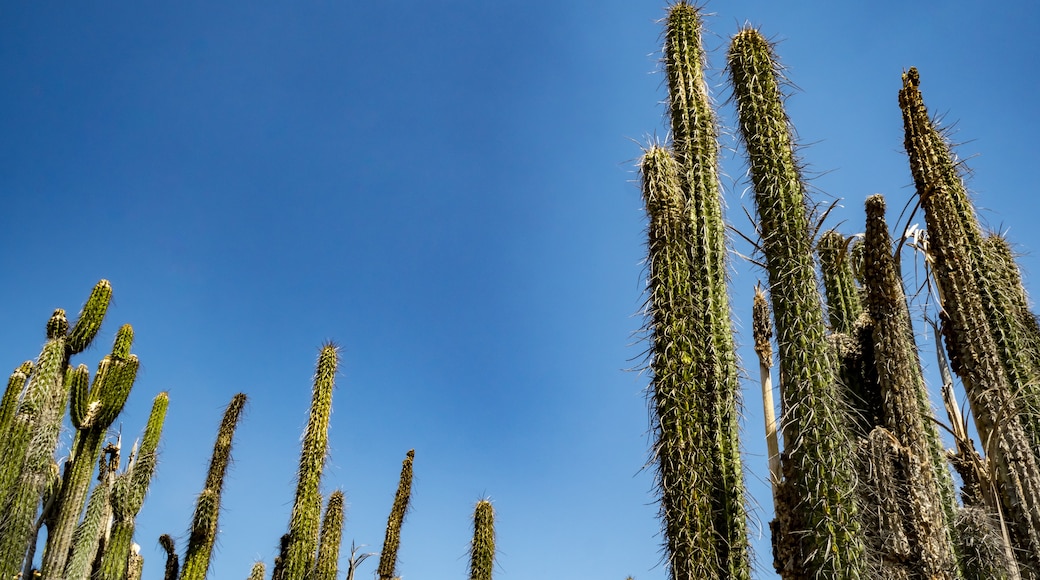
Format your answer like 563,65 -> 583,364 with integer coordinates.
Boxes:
639,2 -> 1040,579
1,281 -> 496,580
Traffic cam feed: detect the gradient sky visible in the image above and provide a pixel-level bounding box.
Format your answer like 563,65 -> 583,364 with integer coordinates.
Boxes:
2,2 -> 1039,579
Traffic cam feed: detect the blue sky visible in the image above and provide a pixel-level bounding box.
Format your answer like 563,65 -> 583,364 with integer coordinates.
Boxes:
2,2 -> 1039,579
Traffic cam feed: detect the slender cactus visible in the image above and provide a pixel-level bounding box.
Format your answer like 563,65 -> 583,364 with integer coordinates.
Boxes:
281,343 -> 339,580
819,230 -> 863,334
900,67 -> 1040,575
248,561 -> 266,580
469,500 -> 495,580
179,393 -> 248,580
378,450 -> 415,580
65,279 -> 112,355
315,491 -> 345,580
65,440 -> 121,580
728,27 -> 864,579
0,361 -> 32,441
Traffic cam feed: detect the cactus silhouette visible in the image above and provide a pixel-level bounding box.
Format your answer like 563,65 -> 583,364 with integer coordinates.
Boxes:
179,392 -> 248,580
378,449 -> 415,580
727,26 -> 864,578
281,343 -> 339,580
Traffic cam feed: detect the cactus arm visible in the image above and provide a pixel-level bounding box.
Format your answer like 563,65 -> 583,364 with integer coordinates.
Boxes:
315,490 -> 345,580
159,534 -> 179,580
281,344 -> 338,580
65,279 -> 112,355
377,450 -> 414,580
468,499 -> 495,580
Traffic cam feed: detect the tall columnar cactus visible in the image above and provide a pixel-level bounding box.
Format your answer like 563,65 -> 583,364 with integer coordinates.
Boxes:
179,392 -> 248,580
818,229 -> 863,334
638,4 -> 751,579
64,441 -> 121,580
315,490 -> 345,580
378,449 -> 415,580
95,392 -> 168,580
42,324 -> 140,580
899,67 -> 1040,575
978,233 -> 1040,459
860,194 -> 958,576
469,499 -> 495,580
727,27 -> 864,578
0,309 -> 71,578
281,343 -> 339,580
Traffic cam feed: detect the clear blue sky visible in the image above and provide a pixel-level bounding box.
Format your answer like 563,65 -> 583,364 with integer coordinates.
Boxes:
2,2 -> 1039,579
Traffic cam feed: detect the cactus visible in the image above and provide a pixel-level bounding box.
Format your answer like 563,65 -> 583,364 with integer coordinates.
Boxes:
315,491 -> 345,580
281,343 -> 338,580
899,67 -> 1040,575
469,499 -> 495,580
378,449 -> 415,580
727,26 -> 864,578
41,324 -> 140,579
179,393 -> 248,580
859,194 -> 958,576
95,392 -> 168,580
0,361 -> 32,441
64,441 -> 121,580
159,534 -> 179,580
637,5 -> 751,579
248,561 -> 266,580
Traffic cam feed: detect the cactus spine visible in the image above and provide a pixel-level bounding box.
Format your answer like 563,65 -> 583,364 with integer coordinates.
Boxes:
315,491 -> 345,580
727,27 -> 864,578
378,449 -> 415,580
469,499 -> 495,580
281,343 -> 339,580
179,392 -> 248,580
899,67 -> 1040,575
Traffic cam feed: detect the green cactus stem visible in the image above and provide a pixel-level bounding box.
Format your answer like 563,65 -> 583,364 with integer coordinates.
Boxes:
900,66 -> 1040,575
469,499 -> 495,580
0,309 -> 72,579
282,343 -> 339,580
728,27 -> 864,579
315,490 -> 345,580
95,392 -> 168,580
179,393 -> 247,580
818,230 -> 863,334
378,449 -> 415,580
65,279 -> 112,356
64,440 -> 121,580
0,361 -> 32,442
41,325 -> 140,580
860,194 -> 958,576
248,561 -> 266,580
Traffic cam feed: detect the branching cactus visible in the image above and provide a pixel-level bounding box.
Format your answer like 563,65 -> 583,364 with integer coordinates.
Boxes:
860,194 -> 958,576
315,490 -> 345,580
42,324 -> 140,579
899,67 -> 1040,575
95,392 -> 168,580
179,392 -> 248,580
378,449 -> 415,580
282,343 -> 339,580
728,27 -> 864,578
469,499 -> 495,580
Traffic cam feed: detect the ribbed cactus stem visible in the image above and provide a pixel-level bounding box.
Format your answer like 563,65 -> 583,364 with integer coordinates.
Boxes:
64,443 -> 120,580
315,491 -> 345,580
282,343 -> 338,580
819,229 -> 863,334
42,328 -> 140,580
900,67 -> 1040,575
0,309 -> 72,579
469,500 -> 495,580
248,561 -> 266,580
378,449 -> 414,580
179,392 -> 247,580
65,279 -> 112,355
0,361 -> 32,441
978,234 -> 1040,459
728,27 -> 864,579
861,194 -> 958,576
